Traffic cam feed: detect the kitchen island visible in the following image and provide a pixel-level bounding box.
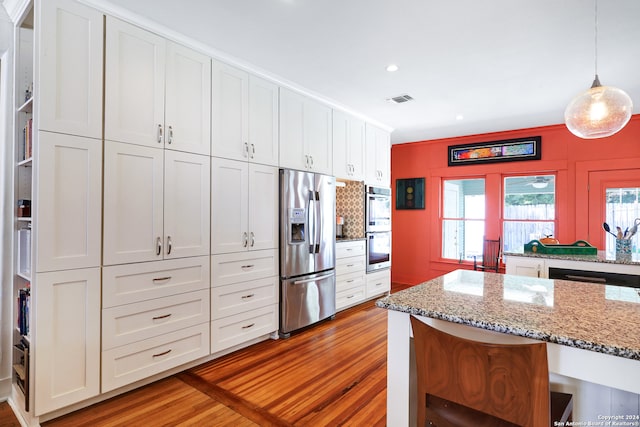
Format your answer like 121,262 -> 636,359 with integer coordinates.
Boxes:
376,270 -> 640,426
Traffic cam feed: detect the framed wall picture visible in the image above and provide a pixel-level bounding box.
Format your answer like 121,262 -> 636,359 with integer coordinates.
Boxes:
448,136 -> 541,166
396,178 -> 425,210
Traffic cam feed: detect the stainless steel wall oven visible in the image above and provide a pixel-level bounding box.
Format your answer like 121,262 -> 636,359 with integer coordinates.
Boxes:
366,186 -> 391,272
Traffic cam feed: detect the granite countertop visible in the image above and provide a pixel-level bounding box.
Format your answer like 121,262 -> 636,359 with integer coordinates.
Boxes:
376,269 -> 640,360
504,251 -> 640,266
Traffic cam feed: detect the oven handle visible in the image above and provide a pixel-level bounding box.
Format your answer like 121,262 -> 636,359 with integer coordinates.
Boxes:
564,274 -> 607,284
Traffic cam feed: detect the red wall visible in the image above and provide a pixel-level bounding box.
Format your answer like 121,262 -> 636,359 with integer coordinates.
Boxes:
391,115 -> 640,285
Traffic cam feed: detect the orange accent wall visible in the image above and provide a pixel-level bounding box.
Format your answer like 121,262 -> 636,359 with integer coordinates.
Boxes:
391,115 -> 640,285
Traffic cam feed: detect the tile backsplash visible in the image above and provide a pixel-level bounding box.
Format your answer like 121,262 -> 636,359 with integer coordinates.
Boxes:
336,180 -> 365,238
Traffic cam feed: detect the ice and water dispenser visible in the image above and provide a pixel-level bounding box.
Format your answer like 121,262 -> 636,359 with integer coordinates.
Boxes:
288,207 -> 306,243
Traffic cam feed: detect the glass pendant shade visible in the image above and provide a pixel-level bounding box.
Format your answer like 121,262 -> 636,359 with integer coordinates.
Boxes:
565,75 -> 633,139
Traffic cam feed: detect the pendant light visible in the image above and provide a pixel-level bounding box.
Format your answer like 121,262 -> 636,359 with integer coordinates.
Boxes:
564,0 -> 633,139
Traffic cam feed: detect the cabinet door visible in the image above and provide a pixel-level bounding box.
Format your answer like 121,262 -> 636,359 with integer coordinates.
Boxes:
38,0 -> 103,138
34,267 -> 100,415
211,157 -> 248,254
104,17 -> 165,147
504,256 -> 546,278
279,87 -> 306,171
165,41 -> 211,155
333,110 -> 365,180
249,75 -> 279,166
248,164 -> 278,251
164,151 -> 210,258
365,124 -> 391,186
103,141 -> 164,265
305,98 -> 332,175
36,132 -> 102,272
332,110 -> 350,179
212,61 -> 248,161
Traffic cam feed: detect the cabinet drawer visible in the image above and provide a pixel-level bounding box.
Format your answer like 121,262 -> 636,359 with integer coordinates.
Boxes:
366,269 -> 391,297
336,271 -> 365,292
212,276 -> 277,320
336,286 -> 366,310
103,289 -> 210,350
102,323 -> 210,392
211,304 -> 277,353
336,240 -> 365,259
103,256 -> 210,308
211,249 -> 277,287
336,255 -> 366,276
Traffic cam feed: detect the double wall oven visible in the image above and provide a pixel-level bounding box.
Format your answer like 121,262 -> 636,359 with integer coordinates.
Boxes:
366,186 -> 391,272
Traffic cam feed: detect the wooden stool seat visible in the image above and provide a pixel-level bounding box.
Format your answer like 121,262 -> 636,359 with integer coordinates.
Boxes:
410,316 -> 573,427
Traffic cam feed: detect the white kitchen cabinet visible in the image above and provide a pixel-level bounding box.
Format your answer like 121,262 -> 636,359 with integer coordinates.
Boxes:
335,240 -> 367,311
210,250 -> 278,353
279,87 -> 332,174
211,157 -> 278,254
366,268 -> 391,298
365,124 -> 391,187
212,61 -> 279,165
333,110 -> 365,180
102,322 -> 210,393
504,255 -> 547,278
34,267 -> 101,415
102,256 -> 210,308
36,132 -> 102,272
105,17 -> 211,155
103,141 -> 210,265
38,0 -> 103,138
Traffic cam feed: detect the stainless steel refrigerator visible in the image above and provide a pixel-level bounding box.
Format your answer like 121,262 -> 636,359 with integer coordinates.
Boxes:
279,169 -> 336,337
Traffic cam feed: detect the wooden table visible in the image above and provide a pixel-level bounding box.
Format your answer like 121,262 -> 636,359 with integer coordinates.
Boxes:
376,269 -> 640,426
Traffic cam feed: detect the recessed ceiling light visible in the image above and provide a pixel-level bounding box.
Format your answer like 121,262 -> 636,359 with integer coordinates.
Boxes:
386,64 -> 399,72
456,114 -> 464,121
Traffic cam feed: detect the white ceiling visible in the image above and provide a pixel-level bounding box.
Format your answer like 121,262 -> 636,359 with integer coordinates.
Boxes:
94,0 -> 640,144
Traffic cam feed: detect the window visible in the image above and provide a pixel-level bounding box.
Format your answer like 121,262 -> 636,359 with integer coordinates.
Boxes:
442,179 -> 485,261
605,187 -> 640,260
503,175 -> 556,253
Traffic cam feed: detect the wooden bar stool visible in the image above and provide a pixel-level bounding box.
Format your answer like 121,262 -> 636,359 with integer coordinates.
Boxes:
410,316 -> 573,427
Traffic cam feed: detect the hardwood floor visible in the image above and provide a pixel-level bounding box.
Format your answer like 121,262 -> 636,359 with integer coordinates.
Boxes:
5,283 -> 413,426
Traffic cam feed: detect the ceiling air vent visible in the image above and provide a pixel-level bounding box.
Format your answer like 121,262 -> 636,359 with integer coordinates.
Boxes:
387,94 -> 414,104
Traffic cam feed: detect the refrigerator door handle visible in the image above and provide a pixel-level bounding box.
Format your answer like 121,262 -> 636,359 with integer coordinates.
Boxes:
315,190 -> 321,253
308,191 -> 315,253
293,273 -> 334,285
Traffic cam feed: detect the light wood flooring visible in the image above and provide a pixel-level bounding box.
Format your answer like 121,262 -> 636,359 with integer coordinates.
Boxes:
2,283 -> 411,426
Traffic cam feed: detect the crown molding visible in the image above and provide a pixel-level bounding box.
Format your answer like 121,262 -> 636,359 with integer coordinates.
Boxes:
2,0 -> 30,24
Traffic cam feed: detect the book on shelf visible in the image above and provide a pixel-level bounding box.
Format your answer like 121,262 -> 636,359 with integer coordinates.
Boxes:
16,286 -> 30,336
21,118 -> 32,161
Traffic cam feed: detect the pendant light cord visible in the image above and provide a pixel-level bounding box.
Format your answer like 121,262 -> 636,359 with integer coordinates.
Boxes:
594,0 -> 598,77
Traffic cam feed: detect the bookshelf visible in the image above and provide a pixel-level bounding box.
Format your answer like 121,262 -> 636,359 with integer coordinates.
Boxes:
12,1 -> 33,414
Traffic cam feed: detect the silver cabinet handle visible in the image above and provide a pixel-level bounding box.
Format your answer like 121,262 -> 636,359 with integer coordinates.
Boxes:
250,231 -> 255,247
244,142 -> 249,158
167,125 -> 173,144
166,236 -> 172,255
152,313 -> 172,320
157,124 -> 163,144
309,156 -> 314,168
243,232 -> 248,247
250,144 -> 255,158
242,323 -> 255,329
156,236 -> 162,256
305,155 -> 309,168
152,276 -> 172,283
152,349 -> 172,358
241,293 -> 255,299
241,264 -> 254,270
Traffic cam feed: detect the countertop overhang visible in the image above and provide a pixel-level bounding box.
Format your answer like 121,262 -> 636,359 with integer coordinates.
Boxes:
376,269 -> 640,360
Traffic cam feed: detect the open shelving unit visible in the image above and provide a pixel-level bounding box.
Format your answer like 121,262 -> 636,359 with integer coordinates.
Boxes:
12,1 -> 34,415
